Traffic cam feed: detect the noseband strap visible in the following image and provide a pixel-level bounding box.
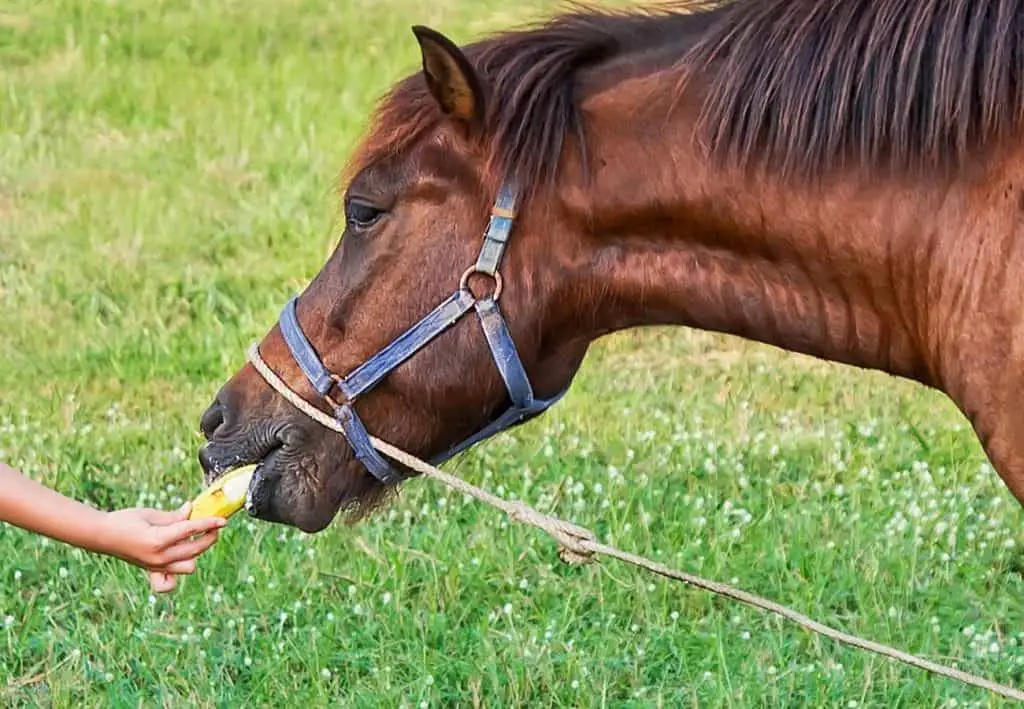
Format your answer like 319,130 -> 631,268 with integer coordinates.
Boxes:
265,181 -> 568,485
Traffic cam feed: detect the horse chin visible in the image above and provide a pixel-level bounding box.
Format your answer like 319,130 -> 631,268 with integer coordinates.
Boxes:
240,451 -> 329,532
245,482 -> 337,534
243,441 -> 392,533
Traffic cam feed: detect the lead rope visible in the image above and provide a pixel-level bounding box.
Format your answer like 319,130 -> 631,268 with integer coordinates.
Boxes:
246,344 -> 1024,703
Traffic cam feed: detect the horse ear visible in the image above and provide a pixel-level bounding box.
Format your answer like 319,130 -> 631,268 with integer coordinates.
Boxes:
412,25 -> 485,127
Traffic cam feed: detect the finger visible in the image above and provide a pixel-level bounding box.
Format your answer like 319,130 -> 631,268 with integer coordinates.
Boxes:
158,530 -> 221,564
148,570 -> 177,593
156,516 -> 226,548
152,558 -> 197,575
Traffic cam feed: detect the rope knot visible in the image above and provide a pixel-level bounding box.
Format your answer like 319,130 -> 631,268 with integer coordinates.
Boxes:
507,502 -> 597,566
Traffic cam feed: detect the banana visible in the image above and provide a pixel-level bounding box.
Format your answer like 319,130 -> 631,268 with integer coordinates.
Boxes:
189,464 -> 257,521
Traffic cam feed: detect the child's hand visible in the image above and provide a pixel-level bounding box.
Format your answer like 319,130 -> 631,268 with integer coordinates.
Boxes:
98,503 -> 226,592
0,463 -> 227,593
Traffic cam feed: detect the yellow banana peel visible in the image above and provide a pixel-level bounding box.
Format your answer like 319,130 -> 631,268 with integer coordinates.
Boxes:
189,464 -> 257,521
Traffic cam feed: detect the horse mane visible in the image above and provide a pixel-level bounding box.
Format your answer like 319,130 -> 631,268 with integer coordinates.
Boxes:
351,0 -> 1024,190
348,5 -> 701,193
682,0 -> 1024,179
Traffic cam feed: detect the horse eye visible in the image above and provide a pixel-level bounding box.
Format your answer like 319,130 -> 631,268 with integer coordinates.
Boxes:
345,201 -> 384,230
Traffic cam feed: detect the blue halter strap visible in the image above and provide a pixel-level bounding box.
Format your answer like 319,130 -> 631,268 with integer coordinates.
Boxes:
271,182 -> 567,485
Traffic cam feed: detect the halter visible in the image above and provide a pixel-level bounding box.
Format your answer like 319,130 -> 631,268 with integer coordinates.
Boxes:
259,182 -> 568,485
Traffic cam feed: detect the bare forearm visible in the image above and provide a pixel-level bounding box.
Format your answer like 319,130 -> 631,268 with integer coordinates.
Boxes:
1,462 -> 225,595
0,462 -> 113,555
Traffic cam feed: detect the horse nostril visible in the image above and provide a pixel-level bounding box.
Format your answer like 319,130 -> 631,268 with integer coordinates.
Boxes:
199,400 -> 226,440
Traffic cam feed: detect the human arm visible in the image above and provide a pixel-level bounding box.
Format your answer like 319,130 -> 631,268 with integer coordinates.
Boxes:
0,462 -> 225,590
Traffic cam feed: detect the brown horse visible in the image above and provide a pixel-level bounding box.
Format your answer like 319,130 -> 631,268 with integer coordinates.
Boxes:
198,0 -> 1024,533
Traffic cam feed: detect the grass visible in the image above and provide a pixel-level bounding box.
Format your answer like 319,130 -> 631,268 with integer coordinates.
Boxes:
2,0 -> 1023,706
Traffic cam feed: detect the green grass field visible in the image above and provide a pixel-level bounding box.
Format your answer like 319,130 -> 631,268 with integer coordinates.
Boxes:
2,1 -> 1023,706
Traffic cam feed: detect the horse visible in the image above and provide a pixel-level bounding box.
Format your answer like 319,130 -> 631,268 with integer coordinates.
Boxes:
197,0 -> 1024,534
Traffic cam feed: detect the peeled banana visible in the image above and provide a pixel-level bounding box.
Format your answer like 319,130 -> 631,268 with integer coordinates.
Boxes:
189,464 -> 257,521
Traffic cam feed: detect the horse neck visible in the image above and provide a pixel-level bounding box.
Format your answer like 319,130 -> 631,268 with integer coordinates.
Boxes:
550,71 -> 1021,394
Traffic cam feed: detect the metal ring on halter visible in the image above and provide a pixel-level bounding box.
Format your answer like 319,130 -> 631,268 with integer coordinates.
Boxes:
459,266 -> 503,301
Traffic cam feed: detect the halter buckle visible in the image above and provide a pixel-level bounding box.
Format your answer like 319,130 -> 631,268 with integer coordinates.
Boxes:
323,374 -> 351,409
459,266 -> 503,302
